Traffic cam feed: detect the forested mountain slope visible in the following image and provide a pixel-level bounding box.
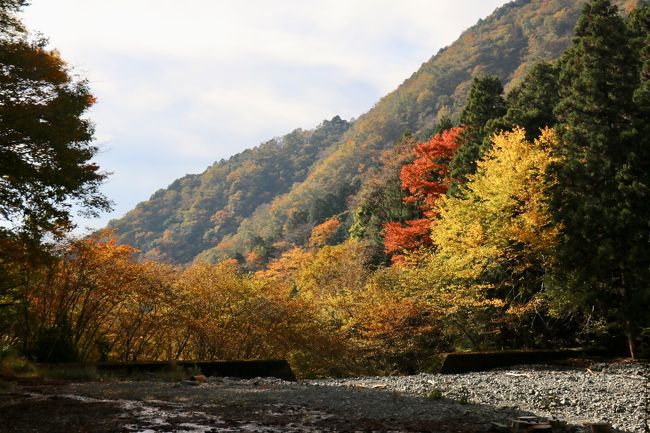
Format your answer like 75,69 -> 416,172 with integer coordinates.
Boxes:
109,0 -> 640,264
110,117 -> 350,262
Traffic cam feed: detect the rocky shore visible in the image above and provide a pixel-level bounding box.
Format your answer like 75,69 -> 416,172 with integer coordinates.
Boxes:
307,362 -> 649,433
0,361 -> 647,432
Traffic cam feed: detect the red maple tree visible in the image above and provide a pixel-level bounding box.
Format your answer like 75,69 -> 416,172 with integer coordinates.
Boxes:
384,127 -> 463,259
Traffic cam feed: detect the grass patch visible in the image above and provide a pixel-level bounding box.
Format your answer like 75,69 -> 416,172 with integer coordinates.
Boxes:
1,348 -> 203,382
454,387 -> 470,405
425,388 -> 444,400
0,350 -> 39,377
37,364 -> 99,381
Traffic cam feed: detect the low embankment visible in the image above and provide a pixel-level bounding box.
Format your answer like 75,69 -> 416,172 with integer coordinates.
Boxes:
95,359 -> 296,380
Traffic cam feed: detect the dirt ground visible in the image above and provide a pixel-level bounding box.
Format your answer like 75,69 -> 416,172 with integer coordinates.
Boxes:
0,376 -> 523,433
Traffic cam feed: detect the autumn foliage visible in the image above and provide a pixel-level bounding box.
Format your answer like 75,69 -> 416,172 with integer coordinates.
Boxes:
3,0 -> 649,376
400,127 -> 464,212
308,218 -> 341,248
412,128 -> 560,348
383,219 -> 431,255
383,127 -> 462,258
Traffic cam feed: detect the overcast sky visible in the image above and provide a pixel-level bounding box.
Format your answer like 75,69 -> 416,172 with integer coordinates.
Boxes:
20,0 -> 508,231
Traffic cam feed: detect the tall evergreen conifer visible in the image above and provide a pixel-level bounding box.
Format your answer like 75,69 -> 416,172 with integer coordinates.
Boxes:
550,0 -> 650,358
629,4 -> 650,109
501,62 -> 560,140
449,76 -> 507,183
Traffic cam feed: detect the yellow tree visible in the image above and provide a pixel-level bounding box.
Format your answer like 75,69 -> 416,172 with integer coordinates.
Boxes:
23,231 -> 160,362
106,259 -> 178,362
412,128 -> 560,349
176,260 -> 324,365
295,240 -> 371,324
258,240 -> 370,376
308,218 -> 341,249
255,247 -> 312,294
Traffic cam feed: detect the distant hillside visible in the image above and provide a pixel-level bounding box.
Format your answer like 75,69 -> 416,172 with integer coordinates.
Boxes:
110,116 -> 350,262
109,0 -> 640,264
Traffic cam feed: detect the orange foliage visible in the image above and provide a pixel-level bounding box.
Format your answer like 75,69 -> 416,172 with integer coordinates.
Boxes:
23,230 -> 180,362
10,230 -> 450,376
383,219 -> 432,257
354,292 -> 444,370
255,247 -> 312,290
383,127 -> 462,257
245,250 -> 264,268
308,218 -> 341,248
85,94 -> 98,106
400,127 -> 463,215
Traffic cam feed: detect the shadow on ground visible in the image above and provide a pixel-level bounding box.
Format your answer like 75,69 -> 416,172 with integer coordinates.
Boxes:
0,377 -> 634,433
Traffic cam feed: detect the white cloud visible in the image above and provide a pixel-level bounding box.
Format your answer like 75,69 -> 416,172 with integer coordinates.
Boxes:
20,0 -> 508,229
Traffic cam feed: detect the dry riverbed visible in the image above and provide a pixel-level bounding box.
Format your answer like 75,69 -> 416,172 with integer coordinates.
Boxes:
0,362 -> 647,433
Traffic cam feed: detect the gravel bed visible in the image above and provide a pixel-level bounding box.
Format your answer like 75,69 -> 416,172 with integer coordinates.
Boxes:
305,362 -> 649,433
1,362 -> 647,432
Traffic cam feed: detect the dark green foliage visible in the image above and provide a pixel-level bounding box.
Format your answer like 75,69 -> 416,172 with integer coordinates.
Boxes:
555,0 -> 638,146
449,76 -> 507,182
0,0 -> 26,31
633,34 -> 650,107
629,3 -> 650,108
0,4 -> 110,238
349,132 -> 420,265
432,116 -> 455,135
501,62 -> 560,139
549,0 -> 650,358
626,1 -> 650,44
459,76 -> 507,132
33,322 -> 79,363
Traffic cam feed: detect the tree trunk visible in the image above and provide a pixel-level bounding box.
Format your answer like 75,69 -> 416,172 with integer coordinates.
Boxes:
624,317 -> 636,360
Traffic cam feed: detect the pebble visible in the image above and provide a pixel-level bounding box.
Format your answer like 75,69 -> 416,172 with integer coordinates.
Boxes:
305,362 -> 649,433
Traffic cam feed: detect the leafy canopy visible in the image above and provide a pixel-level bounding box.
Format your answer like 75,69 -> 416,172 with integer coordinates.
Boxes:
384,127 -> 462,258
548,0 -> 650,357
0,2 -> 110,237
405,128 -> 559,349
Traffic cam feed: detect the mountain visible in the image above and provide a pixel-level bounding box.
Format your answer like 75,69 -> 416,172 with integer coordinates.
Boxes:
109,116 -> 350,263
108,0 -> 640,265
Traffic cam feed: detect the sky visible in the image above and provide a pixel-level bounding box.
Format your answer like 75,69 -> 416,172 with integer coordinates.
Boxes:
20,0 -> 508,231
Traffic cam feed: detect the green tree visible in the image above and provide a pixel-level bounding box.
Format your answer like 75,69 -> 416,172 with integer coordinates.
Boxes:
0,2 -> 110,238
501,62 -> 560,140
449,76 -> 507,183
629,3 -> 650,109
549,0 -> 650,358
0,1 -> 26,31
349,132 -> 419,264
